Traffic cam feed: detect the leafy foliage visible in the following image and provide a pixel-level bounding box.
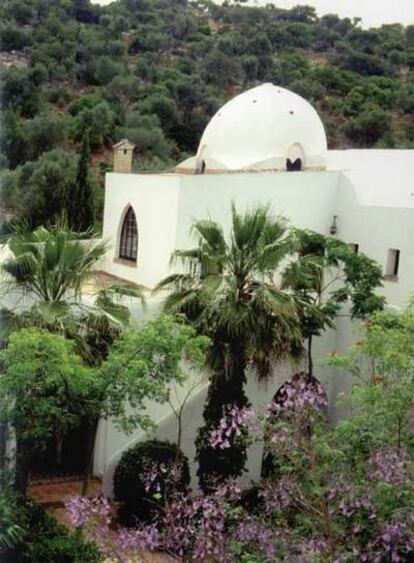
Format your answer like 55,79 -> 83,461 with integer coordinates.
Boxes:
0,219 -> 145,365
0,478 -> 25,554
0,329 -> 90,446
0,221 -> 114,342
21,501 -> 100,563
67,305 -> 414,561
97,314 -> 209,434
0,328 -> 95,494
281,229 -> 385,373
0,148 -> 101,228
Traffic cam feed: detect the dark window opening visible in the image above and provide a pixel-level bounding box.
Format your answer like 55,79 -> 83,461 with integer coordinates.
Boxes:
286,158 -> 302,171
349,243 -> 359,254
386,249 -> 400,278
119,207 -> 138,262
123,149 -> 127,155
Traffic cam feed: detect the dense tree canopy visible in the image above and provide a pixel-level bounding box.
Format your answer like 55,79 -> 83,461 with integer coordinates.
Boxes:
0,0 -> 413,226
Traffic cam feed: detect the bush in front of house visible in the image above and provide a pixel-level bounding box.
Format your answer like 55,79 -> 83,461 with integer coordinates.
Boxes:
113,439 -> 190,526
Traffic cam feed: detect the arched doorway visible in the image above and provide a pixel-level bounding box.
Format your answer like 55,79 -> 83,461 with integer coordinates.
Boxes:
286,158 -> 302,171
286,143 -> 305,172
119,206 -> 138,262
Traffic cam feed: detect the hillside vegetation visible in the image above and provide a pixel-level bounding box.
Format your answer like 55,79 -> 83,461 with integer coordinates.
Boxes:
1,0 -> 413,228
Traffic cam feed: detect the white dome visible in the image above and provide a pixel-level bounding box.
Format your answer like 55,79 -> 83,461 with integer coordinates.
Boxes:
195,83 -> 327,172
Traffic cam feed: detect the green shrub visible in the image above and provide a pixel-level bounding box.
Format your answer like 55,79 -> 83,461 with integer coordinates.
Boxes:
113,439 -> 190,526
21,502 -> 101,563
342,104 -> 391,146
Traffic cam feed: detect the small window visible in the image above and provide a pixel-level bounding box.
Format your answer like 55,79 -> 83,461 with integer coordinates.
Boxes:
123,149 -> 127,155
386,249 -> 400,278
119,207 -> 138,262
349,243 -> 359,254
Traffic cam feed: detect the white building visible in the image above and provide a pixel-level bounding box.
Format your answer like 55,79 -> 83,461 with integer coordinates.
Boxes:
95,83 -> 414,494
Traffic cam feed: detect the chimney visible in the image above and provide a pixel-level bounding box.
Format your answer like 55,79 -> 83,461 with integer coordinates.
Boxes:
113,139 -> 135,173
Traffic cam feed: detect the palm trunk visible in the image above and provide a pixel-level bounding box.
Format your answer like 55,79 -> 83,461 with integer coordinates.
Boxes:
81,417 -> 99,496
197,341 -> 250,492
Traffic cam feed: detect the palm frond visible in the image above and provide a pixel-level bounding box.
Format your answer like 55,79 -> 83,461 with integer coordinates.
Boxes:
154,273 -> 195,292
170,247 -> 201,266
192,218 -> 225,251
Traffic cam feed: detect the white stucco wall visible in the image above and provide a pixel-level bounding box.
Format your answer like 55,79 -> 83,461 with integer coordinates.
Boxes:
175,171 -> 339,249
335,171 -> 414,308
103,170 -> 342,290
101,173 -> 181,288
96,149 -> 414,494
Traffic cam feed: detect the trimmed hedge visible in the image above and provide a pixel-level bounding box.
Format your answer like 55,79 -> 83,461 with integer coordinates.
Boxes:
113,439 -> 190,526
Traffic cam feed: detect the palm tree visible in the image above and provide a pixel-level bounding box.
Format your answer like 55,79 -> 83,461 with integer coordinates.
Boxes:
0,219 -> 144,491
0,220 -> 143,345
1,220 -> 105,324
157,204 -> 302,490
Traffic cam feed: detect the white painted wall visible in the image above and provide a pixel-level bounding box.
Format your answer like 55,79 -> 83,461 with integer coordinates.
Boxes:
176,171 -> 339,249
335,171 -> 414,308
101,173 -> 181,288
96,149 -> 414,494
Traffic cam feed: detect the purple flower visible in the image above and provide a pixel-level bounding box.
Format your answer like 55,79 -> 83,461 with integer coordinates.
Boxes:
117,524 -> 160,552
369,449 -> 408,485
268,372 -> 327,417
208,405 -> 255,449
65,496 -> 111,529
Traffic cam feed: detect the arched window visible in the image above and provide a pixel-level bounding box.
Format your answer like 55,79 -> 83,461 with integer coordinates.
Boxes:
119,207 -> 138,262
